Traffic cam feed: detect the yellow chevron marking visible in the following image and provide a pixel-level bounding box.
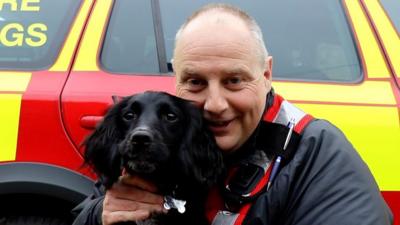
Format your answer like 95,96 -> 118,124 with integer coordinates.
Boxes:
363,0 -> 400,78
50,0 -> 94,72
74,0 -> 112,71
0,72 -> 31,162
0,94 -> 23,161
344,0 -> 390,78
0,72 -> 31,92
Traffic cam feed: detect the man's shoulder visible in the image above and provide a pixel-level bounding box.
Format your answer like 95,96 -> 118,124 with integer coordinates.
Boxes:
301,119 -> 348,144
296,118 -> 358,161
302,118 -> 338,133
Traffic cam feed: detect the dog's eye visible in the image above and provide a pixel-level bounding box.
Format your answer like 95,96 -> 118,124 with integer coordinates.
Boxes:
123,112 -> 137,121
163,113 -> 178,122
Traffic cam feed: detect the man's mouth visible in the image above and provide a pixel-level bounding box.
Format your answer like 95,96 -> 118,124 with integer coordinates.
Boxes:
209,120 -> 230,126
207,119 -> 233,133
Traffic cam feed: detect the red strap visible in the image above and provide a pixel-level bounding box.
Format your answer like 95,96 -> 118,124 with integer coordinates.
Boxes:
205,167 -> 238,223
264,94 -> 314,134
249,162 -> 273,196
294,114 -> 314,133
206,93 -> 314,224
263,94 -> 284,122
205,186 -> 225,224
205,164 -> 273,225
233,164 -> 273,225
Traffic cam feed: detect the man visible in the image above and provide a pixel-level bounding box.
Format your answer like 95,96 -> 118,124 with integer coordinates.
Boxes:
72,3 -> 393,225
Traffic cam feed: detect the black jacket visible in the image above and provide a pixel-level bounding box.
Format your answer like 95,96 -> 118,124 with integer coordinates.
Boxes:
241,119 -> 393,225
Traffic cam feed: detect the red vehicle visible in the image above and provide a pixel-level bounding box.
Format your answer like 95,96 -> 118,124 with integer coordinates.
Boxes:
0,0 -> 399,224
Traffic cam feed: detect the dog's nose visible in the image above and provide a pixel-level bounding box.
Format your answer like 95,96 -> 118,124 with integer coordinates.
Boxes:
130,130 -> 153,147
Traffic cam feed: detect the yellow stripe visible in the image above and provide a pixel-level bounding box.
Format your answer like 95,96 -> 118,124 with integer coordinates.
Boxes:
0,94 -> 23,161
74,0 -> 112,71
344,0 -> 390,78
297,103 -> 400,191
0,72 -> 32,92
274,81 -> 396,105
363,0 -> 400,78
0,72 -> 31,162
50,0 -> 94,72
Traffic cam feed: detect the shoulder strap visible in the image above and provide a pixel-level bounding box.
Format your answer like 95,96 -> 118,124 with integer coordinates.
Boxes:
263,93 -> 314,134
208,92 -> 315,225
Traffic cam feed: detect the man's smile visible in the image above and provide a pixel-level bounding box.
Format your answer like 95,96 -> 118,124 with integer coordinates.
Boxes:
207,119 -> 234,134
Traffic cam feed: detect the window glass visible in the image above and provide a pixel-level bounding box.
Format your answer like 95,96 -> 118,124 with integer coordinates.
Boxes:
380,0 -> 400,33
159,0 -> 361,82
0,0 -> 81,70
100,0 -> 159,74
101,0 -> 361,82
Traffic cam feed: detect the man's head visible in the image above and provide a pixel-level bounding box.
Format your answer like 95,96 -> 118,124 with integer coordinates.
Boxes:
173,3 -> 272,153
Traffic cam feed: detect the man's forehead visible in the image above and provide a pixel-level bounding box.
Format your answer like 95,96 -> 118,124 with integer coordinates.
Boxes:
182,11 -> 247,35
173,10 -> 261,73
176,13 -> 251,52
180,64 -> 250,76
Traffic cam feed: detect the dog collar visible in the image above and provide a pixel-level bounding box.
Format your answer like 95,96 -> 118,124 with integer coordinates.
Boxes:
164,195 -> 187,213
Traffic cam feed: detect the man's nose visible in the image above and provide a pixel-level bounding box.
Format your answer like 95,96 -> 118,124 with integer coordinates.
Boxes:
204,85 -> 228,115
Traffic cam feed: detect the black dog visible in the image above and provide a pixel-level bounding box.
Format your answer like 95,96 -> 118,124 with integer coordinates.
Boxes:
84,91 -> 225,225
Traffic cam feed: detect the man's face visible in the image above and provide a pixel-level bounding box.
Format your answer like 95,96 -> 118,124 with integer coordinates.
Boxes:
174,14 -> 272,153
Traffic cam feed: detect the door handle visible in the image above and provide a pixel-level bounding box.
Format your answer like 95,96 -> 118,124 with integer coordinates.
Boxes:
80,96 -> 118,129
80,116 -> 104,129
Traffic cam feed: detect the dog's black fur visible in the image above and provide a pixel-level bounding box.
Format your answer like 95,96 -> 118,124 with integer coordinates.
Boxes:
84,91 -> 225,225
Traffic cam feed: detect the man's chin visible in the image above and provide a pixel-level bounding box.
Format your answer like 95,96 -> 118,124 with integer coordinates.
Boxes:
215,136 -> 238,154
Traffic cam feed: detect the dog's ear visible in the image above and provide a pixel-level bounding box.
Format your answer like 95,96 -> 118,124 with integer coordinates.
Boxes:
111,95 -> 124,104
83,101 -> 126,188
178,101 -> 225,188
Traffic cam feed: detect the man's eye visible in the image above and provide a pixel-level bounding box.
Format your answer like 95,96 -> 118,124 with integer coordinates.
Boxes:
187,78 -> 204,86
224,77 -> 245,89
185,78 -> 206,92
227,77 -> 242,84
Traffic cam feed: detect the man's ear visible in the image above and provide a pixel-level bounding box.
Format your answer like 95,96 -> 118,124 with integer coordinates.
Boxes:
262,56 -> 273,90
264,56 -> 273,81
170,58 -> 174,70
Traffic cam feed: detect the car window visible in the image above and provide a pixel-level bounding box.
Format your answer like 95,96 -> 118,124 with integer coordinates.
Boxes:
0,0 -> 81,70
160,0 -> 361,82
100,0 -> 159,74
102,0 -> 361,82
380,0 -> 400,33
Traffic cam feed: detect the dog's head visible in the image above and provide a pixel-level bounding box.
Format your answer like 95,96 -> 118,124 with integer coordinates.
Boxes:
83,91 -> 224,190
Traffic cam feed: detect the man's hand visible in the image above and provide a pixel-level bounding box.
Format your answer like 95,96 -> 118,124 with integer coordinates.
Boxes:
102,174 -> 167,225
